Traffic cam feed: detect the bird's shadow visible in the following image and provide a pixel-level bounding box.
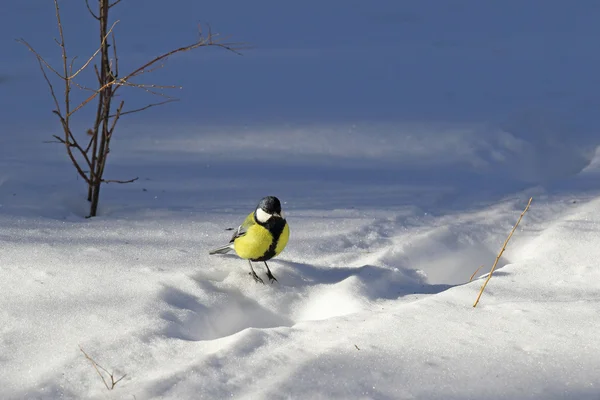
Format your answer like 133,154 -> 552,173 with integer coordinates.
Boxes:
206,252 -> 458,300
149,252 -> 468,349
271,258 -> 456,301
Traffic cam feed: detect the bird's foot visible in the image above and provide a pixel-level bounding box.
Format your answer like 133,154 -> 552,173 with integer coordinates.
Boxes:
266,270 -> 278,284
263,261 -> 278,284
249,271 -> 264,284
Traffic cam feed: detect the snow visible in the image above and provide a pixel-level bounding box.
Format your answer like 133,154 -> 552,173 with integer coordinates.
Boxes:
2,1 -> 600,399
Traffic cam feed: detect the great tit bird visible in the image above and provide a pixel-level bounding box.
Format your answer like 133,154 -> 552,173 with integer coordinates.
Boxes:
209,196 -> 290,284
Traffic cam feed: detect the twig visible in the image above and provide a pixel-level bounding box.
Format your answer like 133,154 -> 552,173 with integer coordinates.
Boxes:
117,82 -> 179,99
69,56 -> 78,77
66,26 -> 243,118
103,177 -> 139,184
123,82 -> 180,90
139,62 -> 166,75
473,197 -> 533,307
79,345 -> 126,390
50,0 -> 94,181
111,30 -> 119,77
17,39 -> 65,79
32,55 -> 62,115
85,0 -> 99,20
70,21 -> 119,79
72,80 -> 98,92
113,99 -> 178,117
119,31 -> 243,83
469,265 -> 484,282
108,100 -> 125,135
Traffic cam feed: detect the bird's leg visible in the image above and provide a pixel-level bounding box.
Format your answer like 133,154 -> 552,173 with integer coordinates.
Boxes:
264,261 -> 278,283
248,261 -> 264,284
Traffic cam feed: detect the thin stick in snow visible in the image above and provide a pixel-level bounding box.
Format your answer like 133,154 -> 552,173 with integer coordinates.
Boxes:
473,197 -> 532,308
469,265 -> 484,282
79,345 -> 126,390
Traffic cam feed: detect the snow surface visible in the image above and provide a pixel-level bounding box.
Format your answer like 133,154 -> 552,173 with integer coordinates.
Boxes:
2,1 -> 600,399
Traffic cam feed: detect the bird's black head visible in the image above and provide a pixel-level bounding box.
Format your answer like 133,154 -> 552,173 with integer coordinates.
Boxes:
258,196 -> 282,215
255,196 -> 284,224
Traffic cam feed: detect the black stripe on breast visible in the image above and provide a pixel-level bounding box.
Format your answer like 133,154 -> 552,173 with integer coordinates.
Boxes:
252,217 -> 286,262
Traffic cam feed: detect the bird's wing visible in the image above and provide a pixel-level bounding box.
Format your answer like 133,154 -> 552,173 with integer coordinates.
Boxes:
229,212 -> 255,243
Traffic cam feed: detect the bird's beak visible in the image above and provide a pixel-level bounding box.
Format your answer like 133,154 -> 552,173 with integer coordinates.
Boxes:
273,212 -> 281,218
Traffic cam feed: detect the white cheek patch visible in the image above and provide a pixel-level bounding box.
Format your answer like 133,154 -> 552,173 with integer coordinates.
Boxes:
256,208 -> 272,223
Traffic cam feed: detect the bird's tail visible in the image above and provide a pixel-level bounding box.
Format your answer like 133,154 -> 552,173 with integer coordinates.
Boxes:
209,243 -> 234,255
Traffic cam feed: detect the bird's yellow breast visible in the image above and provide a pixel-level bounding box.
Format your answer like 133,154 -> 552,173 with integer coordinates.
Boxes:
275,223 -> 290,255
233,217 -> 289,261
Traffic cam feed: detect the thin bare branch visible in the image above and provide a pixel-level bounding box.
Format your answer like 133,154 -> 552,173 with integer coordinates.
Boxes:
64,150 -> 92,184
67,27 -> 243,118
66,132 -> 92,166
119,83 -> 178,98
126,82 -> 180,90
49,107 -> 92,185
70,20 -> 119,80
85,139 -> 95,154
51,129 -> 93,170
120,33 -> 242,83
53,0 -> 68,79
69,56 -> 78,76
114,99 -> 178,117
109,0 -> 123,8
68,84 -> 110,117
111,31 -> 119,77
108,100 -> 125,134
72,80 -> 98,92
85,0 -> 100,20
134,63 -> 166,75
32,56 -> 62,115
16,39 -> 65,79
52,134 -> 67,144
52,0 -> 75,132
69,79 -> 173,118
103,177 -> 139,184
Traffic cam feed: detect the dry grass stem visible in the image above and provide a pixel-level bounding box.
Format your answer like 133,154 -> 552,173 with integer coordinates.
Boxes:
469,265 -> 484,282
79,345 -> 126,390
473,197 -> 533,307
